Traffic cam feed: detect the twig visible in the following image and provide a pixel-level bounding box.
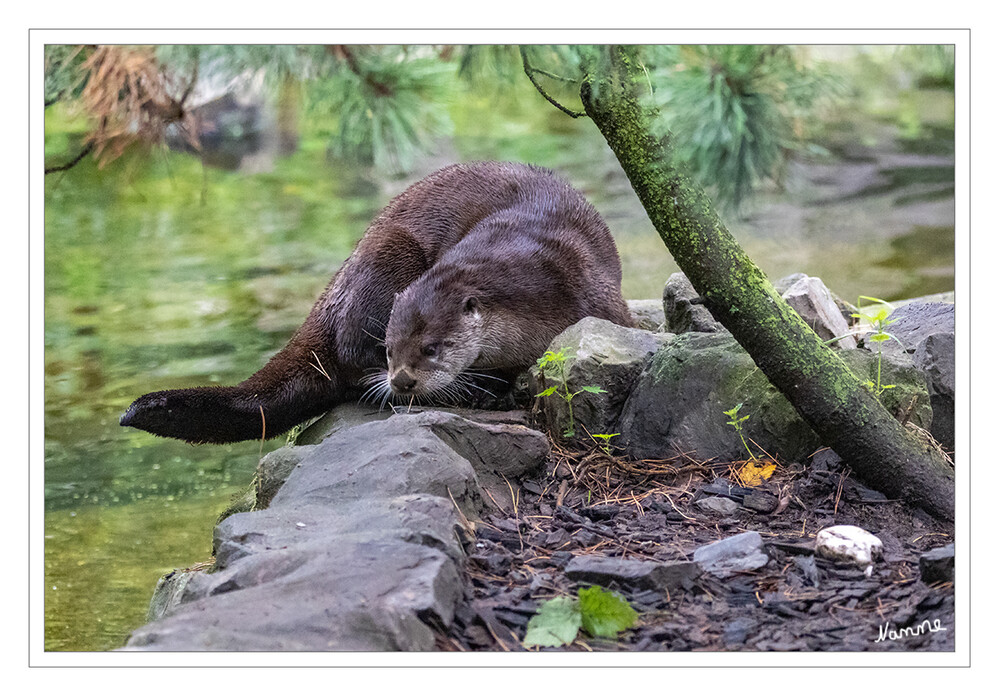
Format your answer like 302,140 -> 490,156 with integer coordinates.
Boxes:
520,47 -> 586,119
446,487 -> 474,533
45,142 -> 95,174
499,472 -> 519,518
309,351 -> 332,380
834,467 -> 849,514
555,479 -> 569,507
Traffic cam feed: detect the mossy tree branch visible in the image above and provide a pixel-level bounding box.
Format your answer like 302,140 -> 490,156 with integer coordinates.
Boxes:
575,46 -> 954,520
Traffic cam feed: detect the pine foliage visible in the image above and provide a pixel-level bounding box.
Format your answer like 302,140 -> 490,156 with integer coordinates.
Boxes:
313,46 -> 454,173
649,45 -> 839,209
44,42 -> 840,204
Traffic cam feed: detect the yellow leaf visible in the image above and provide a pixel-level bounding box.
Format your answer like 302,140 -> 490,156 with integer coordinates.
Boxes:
737,459 -> 776,487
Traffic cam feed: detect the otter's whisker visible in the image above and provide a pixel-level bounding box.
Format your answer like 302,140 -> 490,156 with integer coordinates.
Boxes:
462,381 -> 497,399
461,370 -> 509,383
360,369 -> 389,385
379,389 -> 393,411
436,381 -> 468,405
365,315 -> 388,330
361,328 -> 386,345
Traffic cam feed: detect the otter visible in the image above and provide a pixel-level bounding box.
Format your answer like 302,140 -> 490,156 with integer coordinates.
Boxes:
120,161 -> 634,444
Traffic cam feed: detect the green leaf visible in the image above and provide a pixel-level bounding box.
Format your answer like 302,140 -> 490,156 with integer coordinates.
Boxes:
523,596 -> 582,648
579,385 -> 607,394
535,386 -> 558,398
577,586 -> 638,638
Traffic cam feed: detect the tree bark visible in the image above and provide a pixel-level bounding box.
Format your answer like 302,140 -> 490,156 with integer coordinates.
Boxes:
578,46 -> 954,520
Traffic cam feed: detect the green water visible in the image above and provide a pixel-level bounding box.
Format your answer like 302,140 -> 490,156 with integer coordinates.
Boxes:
42,71 -> 954,651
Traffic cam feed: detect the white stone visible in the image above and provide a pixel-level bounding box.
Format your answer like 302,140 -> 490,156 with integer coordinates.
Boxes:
815,525 -> 883,575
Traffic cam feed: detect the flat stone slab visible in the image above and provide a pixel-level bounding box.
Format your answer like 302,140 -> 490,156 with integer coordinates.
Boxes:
693,531 -> 770,579
564,555 -> 701,593
919,543 -> 955,585
123,410 -> 550,651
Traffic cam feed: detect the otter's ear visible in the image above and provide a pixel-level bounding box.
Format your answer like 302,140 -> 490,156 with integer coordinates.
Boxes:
463,296 -> 479,314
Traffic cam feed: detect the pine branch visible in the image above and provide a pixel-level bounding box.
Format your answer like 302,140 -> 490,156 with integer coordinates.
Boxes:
520,47 -> 586,119
45,142 -> 94,175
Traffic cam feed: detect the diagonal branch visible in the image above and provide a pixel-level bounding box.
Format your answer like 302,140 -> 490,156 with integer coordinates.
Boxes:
577,45 -> 954,521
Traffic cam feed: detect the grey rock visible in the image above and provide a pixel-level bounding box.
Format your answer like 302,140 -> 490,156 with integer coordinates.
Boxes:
628,298 -> 667,332
146,569 -> 201,623
695,496 -> 740,516
894,291 -> 954,307
868,301 -> 955,449
126,409 -> 551,651
742,489 -> 779,514
214,444 -> 317,526
619,332 -> 933,462
418,410 -> 549,480
132,495 -> 466,651
270,415 -> 485,517
127,538 -> 459,651
215,496 -> 468,568
419,410 -> 549,512
880,302 -> 956,349
693,531 -> 769,579
773,273 -> 809,295
294,402 -> 393,446
837,348 -> 934,431
781,276 -> 857,349
699,478 -> 777,513
564,555 -> 701,592
663,272 -> 726,334
531,316 -> 669,446
919,543 -> 955,585
618,333 -> 820,462
253,444 -> 313,509
775,272 -> 857,324
916,333 -> 955,448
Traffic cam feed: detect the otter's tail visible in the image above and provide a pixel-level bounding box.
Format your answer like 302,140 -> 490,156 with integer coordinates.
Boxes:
120,342 -> 349,444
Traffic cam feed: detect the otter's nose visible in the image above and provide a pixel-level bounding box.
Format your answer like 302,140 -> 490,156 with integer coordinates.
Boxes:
391,370 -> 418,393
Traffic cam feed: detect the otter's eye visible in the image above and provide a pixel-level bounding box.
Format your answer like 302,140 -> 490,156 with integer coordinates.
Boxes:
422,343 -> 440,357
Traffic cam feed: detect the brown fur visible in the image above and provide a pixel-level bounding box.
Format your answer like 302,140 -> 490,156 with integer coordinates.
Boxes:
120,162 -> 633,443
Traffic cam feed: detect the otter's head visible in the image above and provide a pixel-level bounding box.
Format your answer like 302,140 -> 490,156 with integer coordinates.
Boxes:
381,283 -> 485,401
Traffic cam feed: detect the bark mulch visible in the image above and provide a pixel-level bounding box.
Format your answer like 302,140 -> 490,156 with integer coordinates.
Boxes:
438,442 -> 955,652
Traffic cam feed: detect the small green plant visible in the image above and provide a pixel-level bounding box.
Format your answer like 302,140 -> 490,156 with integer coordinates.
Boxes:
590,432 -> 620,455
535,350 -> 606,438
851,296 -> 903,401
523,586 -> 639,648
723,402 -> 758,462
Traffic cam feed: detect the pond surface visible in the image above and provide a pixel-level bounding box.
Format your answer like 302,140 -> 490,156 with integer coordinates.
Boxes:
42,74 -> 954,651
